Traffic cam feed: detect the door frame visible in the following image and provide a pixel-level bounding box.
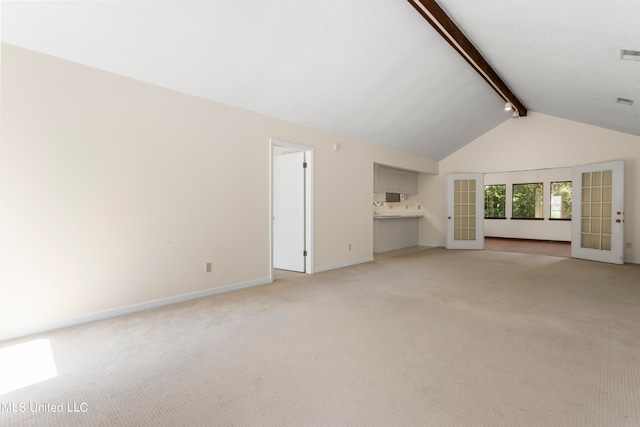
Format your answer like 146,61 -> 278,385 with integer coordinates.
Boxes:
269,139 -> 314,281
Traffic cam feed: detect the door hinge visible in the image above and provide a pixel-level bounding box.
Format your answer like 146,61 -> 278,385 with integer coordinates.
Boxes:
303,162 -> 307,168
303,250 -> 307,256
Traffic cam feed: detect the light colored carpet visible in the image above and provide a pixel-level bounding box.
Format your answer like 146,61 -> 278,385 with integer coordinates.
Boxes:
373,245 -> 434,260
1,248 -> 640,426
484,237 -> 571,258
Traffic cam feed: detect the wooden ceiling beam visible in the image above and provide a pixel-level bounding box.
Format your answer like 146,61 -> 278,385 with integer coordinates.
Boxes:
407,0 -> 527,117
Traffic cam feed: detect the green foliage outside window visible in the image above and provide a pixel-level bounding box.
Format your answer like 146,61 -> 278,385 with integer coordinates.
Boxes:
484,185 -> 506,218
550,181 -> 572,219
512,183 -> 543,218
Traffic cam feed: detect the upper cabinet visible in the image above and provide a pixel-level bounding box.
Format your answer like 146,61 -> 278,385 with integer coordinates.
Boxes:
374,164 -> 419,195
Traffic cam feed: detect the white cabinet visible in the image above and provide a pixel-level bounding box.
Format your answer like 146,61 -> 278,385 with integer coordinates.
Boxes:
374,165 -> 418,195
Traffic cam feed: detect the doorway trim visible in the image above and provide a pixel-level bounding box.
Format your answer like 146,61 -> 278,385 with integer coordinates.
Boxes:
270,139 -> 314,282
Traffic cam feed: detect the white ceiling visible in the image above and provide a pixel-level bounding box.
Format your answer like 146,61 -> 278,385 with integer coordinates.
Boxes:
2,1 -> 639,161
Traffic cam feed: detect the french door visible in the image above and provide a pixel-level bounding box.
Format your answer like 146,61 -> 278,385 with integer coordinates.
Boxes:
571,160 -> 625,264
446,174 -> 484,250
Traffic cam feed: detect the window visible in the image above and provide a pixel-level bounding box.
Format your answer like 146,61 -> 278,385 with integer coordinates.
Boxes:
512,183 -> 543,219
550,181 -> 572,219
484,185 -> 506,218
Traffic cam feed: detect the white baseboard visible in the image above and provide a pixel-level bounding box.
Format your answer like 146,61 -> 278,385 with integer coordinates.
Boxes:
624,258 -> 640,265
314,257 -> 374,273
0,277 -> 271,342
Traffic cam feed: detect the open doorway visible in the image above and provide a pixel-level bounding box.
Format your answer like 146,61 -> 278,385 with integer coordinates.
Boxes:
452,161 -> 625,262
481,166 -> 572,258
270,139 -> 314,282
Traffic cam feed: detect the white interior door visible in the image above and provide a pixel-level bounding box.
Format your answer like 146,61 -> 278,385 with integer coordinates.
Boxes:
273,151 -> 305,272
571,160 -> 625,264
446,174 -> 484,250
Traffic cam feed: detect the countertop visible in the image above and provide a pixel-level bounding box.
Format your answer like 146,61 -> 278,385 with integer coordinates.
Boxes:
373,211 -> 424,219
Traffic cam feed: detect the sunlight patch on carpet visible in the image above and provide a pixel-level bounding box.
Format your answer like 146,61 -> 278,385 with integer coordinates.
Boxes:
0,339 -> 58,395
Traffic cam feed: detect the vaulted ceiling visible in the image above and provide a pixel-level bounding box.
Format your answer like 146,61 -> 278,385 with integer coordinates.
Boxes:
2,1 -> 639,161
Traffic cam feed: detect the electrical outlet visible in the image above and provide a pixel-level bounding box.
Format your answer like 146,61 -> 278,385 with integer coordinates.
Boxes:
626,242 -> 632,249
205,262 -> 212,273
418,204 -> 421,209
405,204 -> 409,209
348,243 -> 352,250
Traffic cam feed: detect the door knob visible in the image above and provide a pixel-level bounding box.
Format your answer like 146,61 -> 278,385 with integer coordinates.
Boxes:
448,216 -> 452,219
616,219 -> 622,223
617,211 -> 622,215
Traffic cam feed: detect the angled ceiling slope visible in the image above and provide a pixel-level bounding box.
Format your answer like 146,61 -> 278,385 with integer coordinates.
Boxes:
3,1 -> 639,159
435,0 -> 640,139
407,0 -> 527,117
1,0 -> 514,161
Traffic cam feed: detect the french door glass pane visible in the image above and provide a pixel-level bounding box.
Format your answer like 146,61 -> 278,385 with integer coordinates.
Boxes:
454,179 -> 476,241
580,170 -> 613,251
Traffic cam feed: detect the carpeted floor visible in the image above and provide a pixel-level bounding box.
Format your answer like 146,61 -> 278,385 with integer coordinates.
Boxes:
1,248 -> 639,426
485,237 -> 571,257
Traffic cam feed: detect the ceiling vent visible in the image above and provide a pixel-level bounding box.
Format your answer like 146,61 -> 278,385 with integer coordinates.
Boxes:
616,97 -> 634,106
620,50 -> 640,61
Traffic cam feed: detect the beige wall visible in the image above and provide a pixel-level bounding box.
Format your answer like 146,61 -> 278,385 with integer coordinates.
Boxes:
423,112 -> 640,262
372,146 -> 438,175
0,44 -> 437,337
